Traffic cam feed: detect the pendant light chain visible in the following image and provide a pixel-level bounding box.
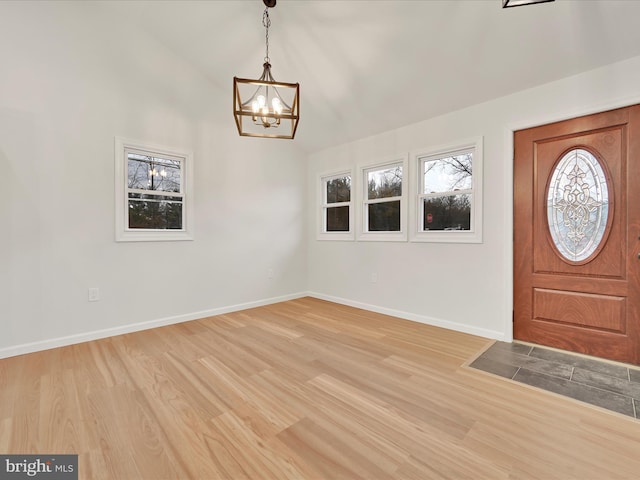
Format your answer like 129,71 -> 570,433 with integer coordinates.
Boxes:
263,7 -> 271,64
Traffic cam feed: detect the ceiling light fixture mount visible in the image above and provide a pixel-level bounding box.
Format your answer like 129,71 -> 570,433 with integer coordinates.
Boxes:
233,0 -> 300,139
502,0 -> 555,7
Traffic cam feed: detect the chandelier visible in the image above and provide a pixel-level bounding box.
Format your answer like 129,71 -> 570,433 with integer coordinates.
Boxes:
233,0 -> 300,139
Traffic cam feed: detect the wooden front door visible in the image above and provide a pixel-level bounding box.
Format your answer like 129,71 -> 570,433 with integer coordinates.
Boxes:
514,105 -> 640,364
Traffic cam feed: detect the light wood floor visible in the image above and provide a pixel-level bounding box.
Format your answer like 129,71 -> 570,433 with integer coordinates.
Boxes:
1,297 -> 640,479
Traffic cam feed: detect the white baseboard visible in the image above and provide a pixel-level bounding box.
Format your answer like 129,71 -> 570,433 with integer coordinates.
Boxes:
0,292 -> 307,360
308,291 -> 505,341
1,291 -> 504,360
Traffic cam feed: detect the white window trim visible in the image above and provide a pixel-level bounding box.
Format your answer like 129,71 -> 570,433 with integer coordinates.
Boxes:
357,154 -> 408,242
317,169 -> 354,241
115,137 -> 194,242
409,136 -> 483,243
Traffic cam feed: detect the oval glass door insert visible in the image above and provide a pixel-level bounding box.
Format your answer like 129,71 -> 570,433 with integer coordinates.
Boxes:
546,148 -> 610,262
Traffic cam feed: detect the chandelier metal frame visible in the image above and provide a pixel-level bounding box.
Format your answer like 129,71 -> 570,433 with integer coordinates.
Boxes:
233,0 -> 300,139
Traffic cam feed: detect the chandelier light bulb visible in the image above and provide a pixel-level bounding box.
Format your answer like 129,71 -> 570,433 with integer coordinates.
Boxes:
272,97 -> 282,114
257,95 -> 266,107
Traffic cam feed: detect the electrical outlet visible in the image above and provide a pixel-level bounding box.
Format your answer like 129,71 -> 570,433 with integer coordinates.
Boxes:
268,268 -> 275,279
88,288 -> 100,302
371,272 -> 378,283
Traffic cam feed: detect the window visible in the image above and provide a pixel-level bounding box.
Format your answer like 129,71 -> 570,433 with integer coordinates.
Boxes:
421,151 -> 472,231
319,172 -> 353,240
359,156 -> 408,241
411,138 -> 482,243
115,137 -> 193,242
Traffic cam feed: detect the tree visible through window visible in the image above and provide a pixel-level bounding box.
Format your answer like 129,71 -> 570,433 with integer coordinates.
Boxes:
420,151 -> 472,231
365,164 -> 402,232
323,174 -> 351,232
115,137 -> 193,242
126,150 -> 184,230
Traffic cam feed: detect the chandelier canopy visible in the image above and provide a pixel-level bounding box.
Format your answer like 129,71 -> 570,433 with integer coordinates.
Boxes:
502,0 -> 554,7
233,0 -> 300,139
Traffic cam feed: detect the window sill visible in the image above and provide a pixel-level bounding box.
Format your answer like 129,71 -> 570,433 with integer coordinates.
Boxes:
317,232 -> 355,241
410,230 -> 482,244
116,230 -> 194,242
358,231 -> 407,242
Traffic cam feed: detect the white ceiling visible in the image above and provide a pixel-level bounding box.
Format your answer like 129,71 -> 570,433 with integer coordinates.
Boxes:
102,0 -> 640,152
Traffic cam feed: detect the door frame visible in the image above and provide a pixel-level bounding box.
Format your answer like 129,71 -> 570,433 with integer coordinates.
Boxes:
505,97 -> 640,344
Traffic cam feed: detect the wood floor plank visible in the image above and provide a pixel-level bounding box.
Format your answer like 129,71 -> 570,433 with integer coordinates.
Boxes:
155,351 -> 228,417
199,355 -> 303,431
277,417 -> 391,480
2,297 -> 640,479
307,373 -> 472,448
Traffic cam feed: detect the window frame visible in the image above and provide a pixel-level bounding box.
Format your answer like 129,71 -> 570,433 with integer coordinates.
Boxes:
358,155 -> 408,242
410,137 -> 483,243
317,170 -> 354,241
115,137 -> 194,242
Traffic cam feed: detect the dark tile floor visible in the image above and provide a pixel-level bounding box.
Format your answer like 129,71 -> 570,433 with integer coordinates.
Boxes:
469,341 -> 640,419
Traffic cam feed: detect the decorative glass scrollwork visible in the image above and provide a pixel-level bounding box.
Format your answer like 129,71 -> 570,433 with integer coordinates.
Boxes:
547,148 -> 609,262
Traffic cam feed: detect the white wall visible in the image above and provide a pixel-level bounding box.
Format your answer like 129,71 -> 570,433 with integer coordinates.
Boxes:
307,54 -> 640,340
0,2 -> 308,357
